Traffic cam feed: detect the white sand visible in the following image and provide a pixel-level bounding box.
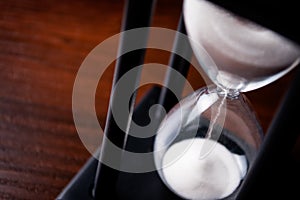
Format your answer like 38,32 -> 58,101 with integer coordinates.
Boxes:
162,138 -> 247,200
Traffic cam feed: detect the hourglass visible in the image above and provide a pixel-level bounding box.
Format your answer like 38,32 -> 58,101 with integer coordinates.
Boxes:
153,0 -> 300,199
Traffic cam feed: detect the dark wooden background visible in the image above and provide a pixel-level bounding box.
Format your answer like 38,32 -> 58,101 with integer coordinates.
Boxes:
0,0 -> 299,199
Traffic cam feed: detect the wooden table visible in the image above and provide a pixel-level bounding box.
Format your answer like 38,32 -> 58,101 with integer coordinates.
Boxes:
0,0 -> 299,199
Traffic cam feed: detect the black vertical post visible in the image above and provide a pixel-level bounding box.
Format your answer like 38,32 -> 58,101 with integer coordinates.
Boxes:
115,15 -> 193,200
130,15 -> 193,153
237,67 -> 300,199
122,15 -> 192,157
158,15 -> 192,112
93,0 -> 156,199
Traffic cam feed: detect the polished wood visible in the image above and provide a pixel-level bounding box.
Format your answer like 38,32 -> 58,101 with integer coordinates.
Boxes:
0,0 -> 298,199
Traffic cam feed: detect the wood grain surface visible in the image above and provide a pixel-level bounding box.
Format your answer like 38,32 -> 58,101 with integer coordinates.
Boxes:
0,0 -> 299,199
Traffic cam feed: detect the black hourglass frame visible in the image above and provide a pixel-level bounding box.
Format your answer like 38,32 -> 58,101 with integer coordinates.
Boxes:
57,0 -> 300,199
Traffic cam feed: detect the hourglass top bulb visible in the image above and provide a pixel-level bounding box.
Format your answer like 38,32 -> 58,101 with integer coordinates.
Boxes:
184,0 -> 300,92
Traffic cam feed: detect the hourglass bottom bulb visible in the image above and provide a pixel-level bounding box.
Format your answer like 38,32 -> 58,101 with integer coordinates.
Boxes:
161,138 -> 247,200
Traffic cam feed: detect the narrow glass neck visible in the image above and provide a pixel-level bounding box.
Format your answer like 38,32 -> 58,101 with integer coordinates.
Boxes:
216,86 -> 241,99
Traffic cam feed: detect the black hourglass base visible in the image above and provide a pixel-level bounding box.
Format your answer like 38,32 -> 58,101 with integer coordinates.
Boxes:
56,85 -> 245,200
57,86 -> 183,200
57,85 -> 300,200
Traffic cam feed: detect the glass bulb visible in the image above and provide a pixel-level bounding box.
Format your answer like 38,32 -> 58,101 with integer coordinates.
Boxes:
183,0 -> 300,92
154,86 -> 263,199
